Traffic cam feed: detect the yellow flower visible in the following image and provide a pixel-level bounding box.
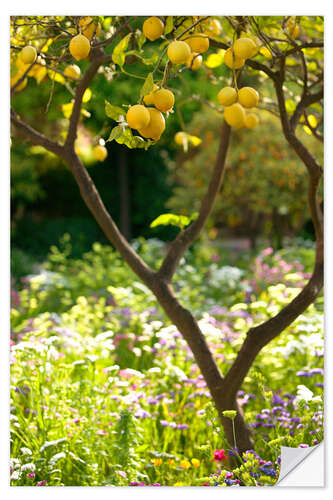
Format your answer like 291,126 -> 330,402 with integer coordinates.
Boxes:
168,459 -> 175,466
173,482 -> 183,486
191,458 -> 200,468
152,458 -> 163,467
180,459 -> 191,470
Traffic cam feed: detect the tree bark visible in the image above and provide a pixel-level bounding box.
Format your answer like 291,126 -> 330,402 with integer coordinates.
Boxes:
118,148 -> 131,240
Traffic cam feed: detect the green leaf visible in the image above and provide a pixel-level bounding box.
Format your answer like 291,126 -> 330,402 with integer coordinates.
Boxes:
107,125 -> 123,142
164,16 -> 174,35
115,127 -> 150,149
112,32 -> 132,67
150,212 -> 197,230
136,30 -> 146,50
105,100 -> 126,121
141,53 -> 159,66
140,72 -> 154,98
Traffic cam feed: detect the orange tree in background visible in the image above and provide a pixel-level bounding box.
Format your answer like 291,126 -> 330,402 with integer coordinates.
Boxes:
10,15 -> 323,453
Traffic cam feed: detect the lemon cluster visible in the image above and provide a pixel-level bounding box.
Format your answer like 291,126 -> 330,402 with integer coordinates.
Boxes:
223,37 -> 257,70
218,86 -> 259,129
126,84 -> 175,141
167,34 -> 209,70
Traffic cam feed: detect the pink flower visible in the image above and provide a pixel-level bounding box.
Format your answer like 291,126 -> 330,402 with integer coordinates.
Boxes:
214,449 -> 226,461
115,470 -> 127,478
37,480 -> 47,486
262,247 -> 273,256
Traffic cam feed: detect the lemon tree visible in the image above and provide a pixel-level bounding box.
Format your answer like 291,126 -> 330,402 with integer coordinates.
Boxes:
10,15 -> 324,456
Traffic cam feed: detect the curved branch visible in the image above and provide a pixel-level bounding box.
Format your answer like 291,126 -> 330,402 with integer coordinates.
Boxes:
290,88 -> 323,133
10,108 -> 65,158
157,120 -> 231,282
63,149 -> 155,285
64,51 -> 108,148
223,252 -> 323,398
223,51 -> 324,399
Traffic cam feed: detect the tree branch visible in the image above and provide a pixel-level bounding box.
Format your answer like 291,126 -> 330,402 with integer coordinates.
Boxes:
62,149 -> 155,285
290,88 -> 323,133
210,40 -> 278,80
64,51 -> 108,148
157,120 -> 231,282
223,248 -> 323,398
10,108 -> 65,158
223,49 -> 324,399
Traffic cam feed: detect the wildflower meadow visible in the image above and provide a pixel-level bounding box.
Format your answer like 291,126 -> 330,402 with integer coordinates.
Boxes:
10,238 -> 323,486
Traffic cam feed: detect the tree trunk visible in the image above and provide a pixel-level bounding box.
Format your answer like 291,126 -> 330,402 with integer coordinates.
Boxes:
118,148 -> 131,240
150,279 -> 254,454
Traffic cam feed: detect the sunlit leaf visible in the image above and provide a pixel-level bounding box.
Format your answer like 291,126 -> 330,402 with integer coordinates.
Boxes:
47,69 -> 65,84
81,109 -> 91,118
62,101 -> 74,119
286,57 -> 298,66
112,32 -> 132,67
105,100 -> 126,121
164,16 -> 174,35
259,47 -> 272,59
285,99 -> 296,114
34,66 -> 47,85
307,114 -> 317,128
205,52 -> 224,68
303,125 -> 312,135
82,88 -> 92,103
150,212 -> 198,230
113,126 -> 150,149
188,135 -> 202,147
140,72 -> 154,98
107,125 -> 123,142
136,30 -> 146,50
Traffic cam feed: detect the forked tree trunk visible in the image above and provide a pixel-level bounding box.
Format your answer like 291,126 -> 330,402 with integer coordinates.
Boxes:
150,279 -> 255,453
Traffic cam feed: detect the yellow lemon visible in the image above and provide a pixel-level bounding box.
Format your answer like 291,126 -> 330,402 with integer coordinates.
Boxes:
218,86 -> 237,106
126,105 -> 151,130
153,89 -> 175,113
167,41 -> 191,64
204,18 -> 222,37
69,34 -> 90,61
186,35 -> 209,54
20,46 -> 37,65
143,16 -> 164,41
237,87 -> 259,108
224,103 -> 246,128
143,84 -> 158,105
244,113 -> 259,130
174,131 -> 188,145
11,73 -> 27,92
224,48 -> 245,69
93,145 -> 108,161
138,108 -> 165,140
16,57 -> 30,73
64,64 -> 81,80
187,52 -> 202,70
233,38 -> 257,59
79,17 -> 101,40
